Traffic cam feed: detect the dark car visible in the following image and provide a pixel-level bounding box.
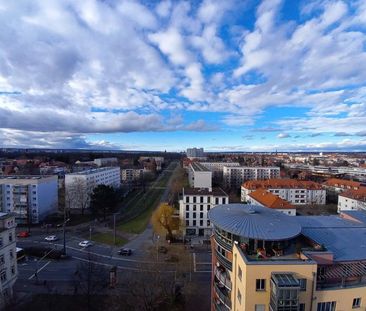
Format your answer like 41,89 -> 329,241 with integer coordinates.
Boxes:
118,248 -> 132,256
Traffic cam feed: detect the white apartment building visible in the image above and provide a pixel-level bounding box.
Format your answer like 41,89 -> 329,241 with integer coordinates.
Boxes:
186,148 -> 206,159
0,213 -> 17,308
93,158 -> 118,167
65,167 -> 120,210
241,179 -> 326,205
188,162 -> 212,189
200,162 -> 240,179
121,168 -> 143,184
338,188 -> 366,212
223,166 -> 280,189
0,176 -> 58,224
179,187 -> 229,236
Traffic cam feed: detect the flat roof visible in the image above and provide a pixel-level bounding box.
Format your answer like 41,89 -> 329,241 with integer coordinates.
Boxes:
0,175 -> 53,180
190,162 -> 210,172
272,273 -> 299,287
67,167 -> 119,176
183,187 -> 228,197
208,204 -> 301,241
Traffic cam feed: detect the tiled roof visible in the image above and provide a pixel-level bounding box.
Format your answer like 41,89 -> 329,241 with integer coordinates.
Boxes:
340,187 -> 366,202
242,178 -> 322,190
249,189 -> 294,209
323,178 -> 361,189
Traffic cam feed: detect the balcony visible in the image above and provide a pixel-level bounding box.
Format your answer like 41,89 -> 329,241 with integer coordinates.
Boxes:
215,250 -> 232,271
214,282 -> 231,309
215,267 -> 232,290
214,299 -> 230,311
214,234 -> 232,251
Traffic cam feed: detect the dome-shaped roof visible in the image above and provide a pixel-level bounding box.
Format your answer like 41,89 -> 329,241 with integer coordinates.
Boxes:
208,204 -> 301,241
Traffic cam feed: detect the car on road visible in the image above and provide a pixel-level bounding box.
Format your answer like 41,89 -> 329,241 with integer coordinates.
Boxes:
17,231 -> 30,238
45,235 -> 58,242
118,248 -> 132,256
78,240 -> 94,248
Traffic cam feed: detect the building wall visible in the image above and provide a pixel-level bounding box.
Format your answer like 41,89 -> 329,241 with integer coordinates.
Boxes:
247,197 -> 296,216
224,167 -> 280,189
188,165 -> 212,189
338,195 -> 366,212
37,179 -> 58,221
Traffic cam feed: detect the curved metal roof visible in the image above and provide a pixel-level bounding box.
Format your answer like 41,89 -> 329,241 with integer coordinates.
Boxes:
208,204 -> 301,241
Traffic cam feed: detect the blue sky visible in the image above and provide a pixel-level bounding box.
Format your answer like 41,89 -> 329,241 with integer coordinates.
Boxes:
0,0 -> 366,151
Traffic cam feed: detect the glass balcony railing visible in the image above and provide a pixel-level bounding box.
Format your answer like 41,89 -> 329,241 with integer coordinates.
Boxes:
214,282 -> 231,309
215,249 -> 232,271
215,268 -> 232,290
214,234 -> 232,251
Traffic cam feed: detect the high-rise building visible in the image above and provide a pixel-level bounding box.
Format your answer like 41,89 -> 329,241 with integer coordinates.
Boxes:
186,148 -> 205,159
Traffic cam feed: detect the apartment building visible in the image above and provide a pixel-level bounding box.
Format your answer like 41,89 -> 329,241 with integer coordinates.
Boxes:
188,162 -> 212,189
338,187 -> 366,212
241,179 -> 326,205
323,178 -> 363,193
223,166 -> 280,189
0,176 -> 58,224
121,167 -> 143,184
201,162 -> 240,179
0,213 -> 17,308
247,188 -> 296,216
93,157 -> 118,167
179,187 -> 228,236
65,167 -> 120,210
186,147 -> 206,159
209,204 -> 366,311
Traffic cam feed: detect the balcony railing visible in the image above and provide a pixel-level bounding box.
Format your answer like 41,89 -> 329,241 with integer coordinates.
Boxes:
214,234 -> 232,251
215,250 -> 232,271
214,299 -> 230,311
214,282 -> 231,309
215,268 -> 232,290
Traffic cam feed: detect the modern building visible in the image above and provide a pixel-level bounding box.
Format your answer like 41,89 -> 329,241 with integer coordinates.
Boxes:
0,213 -> 17,308
65,167 -> 120,210
121,167 -> 143,184
241,179 -> 326,205
337,187 -> 366,212
209,204 -> 366,311
179,187 -> 228,236
223,166 -> 280,189
247,188 -> 296,216
0,176 -> 58,224
186,148 -> 206,159
188,162 -> 212,189
93,158 -> 118,167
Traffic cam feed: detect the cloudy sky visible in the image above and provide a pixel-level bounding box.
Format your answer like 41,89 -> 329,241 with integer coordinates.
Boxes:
1,0 -> 366,152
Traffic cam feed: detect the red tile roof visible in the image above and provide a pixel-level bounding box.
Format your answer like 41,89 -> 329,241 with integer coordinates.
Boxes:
323,178 -> 361,189
249,189 -> 295,209
340,188 -> 366,202
242,178 -> 322,190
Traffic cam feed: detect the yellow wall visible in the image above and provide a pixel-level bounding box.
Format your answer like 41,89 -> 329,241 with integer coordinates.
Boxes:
315,287 -> 366,311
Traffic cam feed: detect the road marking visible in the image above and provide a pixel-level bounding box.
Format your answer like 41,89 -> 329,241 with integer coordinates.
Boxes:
28,261 -> 51,280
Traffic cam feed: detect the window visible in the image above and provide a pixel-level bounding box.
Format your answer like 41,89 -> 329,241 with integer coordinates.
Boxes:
207,197 -> 210,203
238,266 -> 242,281
8,232 -> 12,242
222,198 -> 226,204
185,220 -> 189,226
200,212 -> 203,218
207,205 -> 211,210
0,271 -> 6,282
9,250 -> 13,259
185,197 -> 189,203
353,298 -> 361,309
193,205 -> 196,211
200,196 -> 204,203
0,255 -> 4,264
317,301 -> 336,311
186,212 -> 189,219
256,279 -> 265,291
237,289 -> 242,304
193,212 -> 196,219
207,220 -> 210,226
200,220 -> 203,226
200,205 -> 203,211
186,205 -> 189,211
299,278 -> 307,291
193,220 -> 196,226
11,265 -> 15,275
255,305 -> 265,311
299,303 -> 305,311
193,197 -> 196,203
0,238 -> 2,247
215,198 -> 219,204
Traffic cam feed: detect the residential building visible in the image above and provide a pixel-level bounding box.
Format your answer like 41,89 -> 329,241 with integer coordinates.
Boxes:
65,167 -> 120,210
93,158 -> 118,167
188,162 -> 212,189
0,213 -> 17,309
241,179 -> 326,205
186,147 -> 206,159
0,176 -> 58,224
121,167 -> 143,184
338,188 -> 366,212
139,157 -> 164,171
179,187 -> 228,236
247,188 -> 296,216
209,204 -> 366,311
201,162 -> 240,180
323,178 -> 363,193
223,166 -> 280,189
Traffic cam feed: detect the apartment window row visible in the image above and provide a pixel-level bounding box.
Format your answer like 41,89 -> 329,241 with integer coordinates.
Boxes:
317,301 -> 336,311
185,205 -> 211,211
185,220 -> 210,227
185,196 -> 226,204
185,212 -> 205,219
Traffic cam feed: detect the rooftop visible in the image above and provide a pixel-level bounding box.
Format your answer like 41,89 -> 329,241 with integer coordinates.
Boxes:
208,204 -> 301,241
242,178 -> 322,190
190,162 -> 210,172
183,187 -> 228,197
339,187 -> 366,202
249,189 -> 295,210
67,167 -> 120,176
323,178 -> 361,189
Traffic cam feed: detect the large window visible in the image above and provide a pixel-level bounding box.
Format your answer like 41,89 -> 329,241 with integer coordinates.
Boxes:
317,301 -> 336,311
353,298 -> 361,309
256,279 -> 266,291
299,278 -> 307,291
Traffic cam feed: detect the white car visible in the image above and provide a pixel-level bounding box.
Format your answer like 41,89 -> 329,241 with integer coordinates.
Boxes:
45,235 -> 58,242
79,240 -> 94,248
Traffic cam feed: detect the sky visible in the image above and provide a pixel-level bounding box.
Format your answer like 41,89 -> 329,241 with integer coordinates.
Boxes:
1,0 -> 366,152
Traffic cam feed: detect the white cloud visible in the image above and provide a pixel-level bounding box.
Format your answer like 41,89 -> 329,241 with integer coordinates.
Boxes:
277,133 -> 291,139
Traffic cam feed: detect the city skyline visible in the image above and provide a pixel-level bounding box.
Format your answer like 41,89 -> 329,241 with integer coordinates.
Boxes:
1,0 -> 366,152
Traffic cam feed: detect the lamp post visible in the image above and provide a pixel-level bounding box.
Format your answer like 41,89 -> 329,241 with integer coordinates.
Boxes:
156,235 -> 160,261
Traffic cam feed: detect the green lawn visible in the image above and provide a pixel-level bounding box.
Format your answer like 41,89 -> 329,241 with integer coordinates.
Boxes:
117,208 -> 152,234
92,232 -> 127,247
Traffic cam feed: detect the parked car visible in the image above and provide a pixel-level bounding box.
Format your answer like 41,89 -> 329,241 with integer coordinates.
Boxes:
45,235 -> 58,242
17,231 -> 30,238
78,240 -> 94,248
158,246 -> 168,254
118,248 -> 132,256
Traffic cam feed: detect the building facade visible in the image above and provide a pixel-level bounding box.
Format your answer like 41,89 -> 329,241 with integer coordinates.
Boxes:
188,162 -> 212,189
65,167 -> 121,210
338,188 -> 366,212
0,213 -> 17,308
223,166 -> 280,189
186,148 -> 206,159
93,158 -> 118,167
179,187 -> 228,237
241,179 -> 326,205
209,204 -> 366,311
0,176 -> 58,224
201,162 -> 240,180
323,178 -> 363,193
121,168 -> 143,184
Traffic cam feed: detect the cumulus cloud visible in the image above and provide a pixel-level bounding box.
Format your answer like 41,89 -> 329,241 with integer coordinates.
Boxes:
277,133 -> 291,139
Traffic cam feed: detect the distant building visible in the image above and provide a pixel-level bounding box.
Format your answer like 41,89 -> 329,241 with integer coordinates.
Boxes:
179,187 -> 228,236
338,187 -> 366,212
65,167 -> 120,210
0,176 -> 58,224
186,148 -> 206,159
323,178 -> 363,193
223,166 -> 280,189
188,163 -> 212,189
200,162 -> 240,179
241,179 -> 325,205
93,158 -> 118,167
121,167 -> 143,184
247,188 -> 296,216
0,213 -> 17,308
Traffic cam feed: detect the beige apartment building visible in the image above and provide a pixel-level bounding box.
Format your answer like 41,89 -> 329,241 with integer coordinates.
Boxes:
209,204 -> 366,311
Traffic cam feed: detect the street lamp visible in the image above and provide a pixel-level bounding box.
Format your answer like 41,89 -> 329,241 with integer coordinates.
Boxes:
156,235 -> 160,261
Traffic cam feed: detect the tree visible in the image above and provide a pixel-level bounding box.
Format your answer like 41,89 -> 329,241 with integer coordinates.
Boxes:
90,185 -> 118,220
152,203 -> 176,240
